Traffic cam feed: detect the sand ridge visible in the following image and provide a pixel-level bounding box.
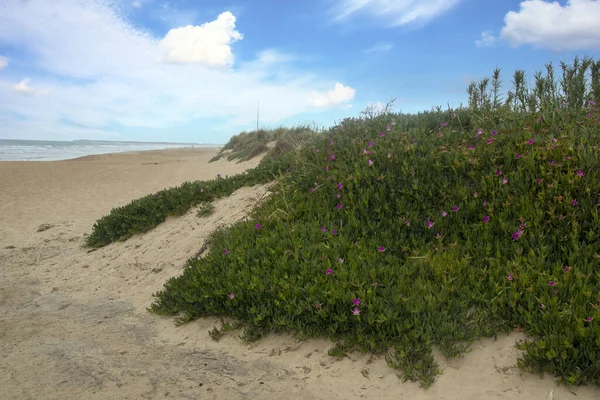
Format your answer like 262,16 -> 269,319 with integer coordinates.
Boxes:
1,148 -> 599,399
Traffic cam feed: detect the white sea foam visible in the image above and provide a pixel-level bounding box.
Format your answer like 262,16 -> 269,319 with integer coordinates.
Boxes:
0,140 -> 217,161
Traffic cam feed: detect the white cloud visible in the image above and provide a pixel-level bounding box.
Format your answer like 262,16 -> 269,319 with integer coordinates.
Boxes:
158,11 -> 242,67
0,0 -> 354,140
332,0 -> 463,26
500,0 -> 600,50
132,1 -> 142,8
308,83 -> 356,108
364,42 -> 394,53
0,55 -> 7,69
12,78 -> 48,97
475,31 -> 497,48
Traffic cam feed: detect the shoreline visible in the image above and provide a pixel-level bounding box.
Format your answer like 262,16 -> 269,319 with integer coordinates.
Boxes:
0,144 -> 223,163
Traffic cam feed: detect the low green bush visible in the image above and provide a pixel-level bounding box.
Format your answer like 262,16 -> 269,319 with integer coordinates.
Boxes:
84,154 -> 294,248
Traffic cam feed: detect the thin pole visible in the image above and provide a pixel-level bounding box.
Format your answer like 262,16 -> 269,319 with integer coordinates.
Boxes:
257,101 -> 260,132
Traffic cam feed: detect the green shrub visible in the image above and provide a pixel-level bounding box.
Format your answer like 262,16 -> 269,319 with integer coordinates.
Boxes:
150,97 -> 600,387
85,154 -> 294,248
196,202 -> 215,218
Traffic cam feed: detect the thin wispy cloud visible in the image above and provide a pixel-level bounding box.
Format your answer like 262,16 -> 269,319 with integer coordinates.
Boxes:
12,78 -> 48,97
475,31 -> 497,48
0,55 -> 8,69
332,0 -> 464,27
364,42 -> 394,53
500,0 -> 600,50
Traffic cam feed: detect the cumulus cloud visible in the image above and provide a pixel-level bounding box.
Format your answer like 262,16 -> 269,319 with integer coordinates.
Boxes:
0,0 -> 354,140
0,55 -> 7,69
364,42 -> 394,53
500,0 -> 600,50
12,78 -> 48,97
475,31 -> 497,48
308,83 -> 356,108
332,0 -> 463,26
158,11 -> 243,67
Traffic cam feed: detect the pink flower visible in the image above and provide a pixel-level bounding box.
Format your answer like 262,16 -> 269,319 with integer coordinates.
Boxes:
362,148 -> 368,154
224,248 -> 229,255
492,130 -> 497,136
515,153 -> 521,159
586,316 -> 593,322
387,153 -> 391,158
353,298 -> 360,306
577,170 -> 584,177
326,268 -> 332,275
328,154 -> 336,161
541,304 -> 546,309
496,169 -> 501,176
536,179 -> 543,184
386,125 -> 391,131
453,206 -> 459,212
321,227 -> 327,233
553,138 -> 558,143
442,211 -> 447,217
550,160 -> 557,165
474,192 -> 478,198
477,128 -> 482,135
331,229 -> 337,235
487,139 -> 494,144
310,187 -> 315,193
336,193 -> 341,198
368,141 -> 373,147
338,258 -> 344,263
563,266 -> 571,272
336,203 -> 342,210
507,273 -> 513,281
352,308 -> 360,316
337,183 -> 343,190
549,281 -> 556,287
483,200 -> 488,206
440,122 -> 448,128
324,166 -> 328,171
502,177 -> 508,185
427,221 -> 435,229
368,159 -> 373,166
255,223 -> 262,229
229,292 -> 235,299
483,215 -> 489,223
435,232 -> 441,239
380,132 -> 385,137
512,229 -> 523,241
565,156 -> 570,161
528,139 -> 534,145
468,145 -> 475,150
572,199 -> 578,206
378,246 -> 386,252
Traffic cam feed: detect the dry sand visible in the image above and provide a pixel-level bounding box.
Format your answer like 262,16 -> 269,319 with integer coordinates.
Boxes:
1,148 -> 599,400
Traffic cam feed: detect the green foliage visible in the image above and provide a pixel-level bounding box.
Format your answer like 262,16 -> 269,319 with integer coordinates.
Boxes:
150,88 -> 600,387
196,202 -> 215,218
85,154 -> 295,248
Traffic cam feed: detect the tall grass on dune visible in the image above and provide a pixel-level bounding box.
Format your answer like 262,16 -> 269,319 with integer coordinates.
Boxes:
93,58 -> 600,387
210,126 -> 316,163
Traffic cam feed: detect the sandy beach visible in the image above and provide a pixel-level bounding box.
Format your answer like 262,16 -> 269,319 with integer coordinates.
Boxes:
1,148 -> 599,400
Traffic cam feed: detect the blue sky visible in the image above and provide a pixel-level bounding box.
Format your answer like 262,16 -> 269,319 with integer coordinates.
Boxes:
0,0 -> 599,144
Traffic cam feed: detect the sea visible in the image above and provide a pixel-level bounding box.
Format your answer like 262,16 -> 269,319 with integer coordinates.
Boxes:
0,139 -> 218,161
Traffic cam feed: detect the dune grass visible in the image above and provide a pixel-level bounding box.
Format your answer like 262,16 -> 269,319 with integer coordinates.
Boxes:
90,57 -> 600,388
209,126 -> 316,163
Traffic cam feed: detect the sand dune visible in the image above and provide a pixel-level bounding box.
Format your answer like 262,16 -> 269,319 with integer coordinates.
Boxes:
1,148 -> 599,400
